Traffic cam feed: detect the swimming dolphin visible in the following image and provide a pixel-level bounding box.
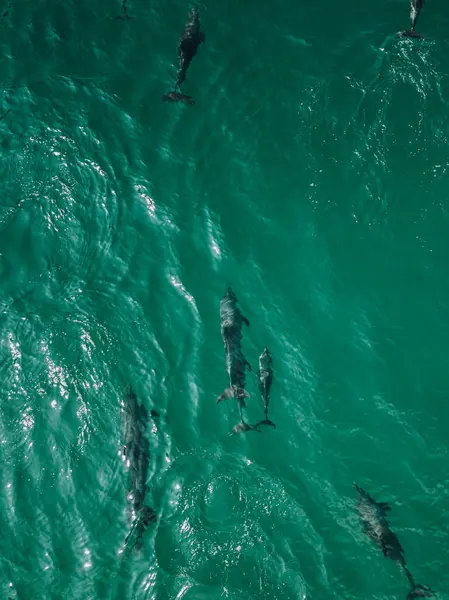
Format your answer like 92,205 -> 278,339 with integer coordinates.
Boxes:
255,348 -> 276,429
354,484 -> 433,600
218,286 -> 251,403
176,7 -> 205,90
162,91 -> 195,105
121,387 -> 157,533
397,0 -> 425,38
217,287 -> 259,433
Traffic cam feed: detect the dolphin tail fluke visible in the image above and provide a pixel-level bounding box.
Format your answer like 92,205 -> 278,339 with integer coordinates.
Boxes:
396,29 -> 423,39
407,585 -> 434,600
124,506 -> 157,552
231,421 -> 262,435
217,387 -> 234,403
162,91 -> 195,105
255,419 -> 276,429
404,566 -> 433,600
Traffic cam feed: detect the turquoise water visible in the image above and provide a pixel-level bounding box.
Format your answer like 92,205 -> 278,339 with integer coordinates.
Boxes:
1,0 -> 449,598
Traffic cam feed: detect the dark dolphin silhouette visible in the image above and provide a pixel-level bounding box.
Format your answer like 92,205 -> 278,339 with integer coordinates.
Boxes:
354,484 -> 433,600
176,7 -> 205,90
255,348 -> 276,429
218,287 -> 259,434
121,387 -> 158,550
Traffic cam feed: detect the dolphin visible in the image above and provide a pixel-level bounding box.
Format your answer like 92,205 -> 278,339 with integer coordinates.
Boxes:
175,7 -> 205,90
121,387 -> 157,545
397,0 -> 425,38
217,287 -> 260,433
354,484 -> 433,600
255,348 -> 276,429
218,286 -> 251,404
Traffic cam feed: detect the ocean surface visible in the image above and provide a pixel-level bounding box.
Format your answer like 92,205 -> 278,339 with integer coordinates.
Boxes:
1,0 -> 449,598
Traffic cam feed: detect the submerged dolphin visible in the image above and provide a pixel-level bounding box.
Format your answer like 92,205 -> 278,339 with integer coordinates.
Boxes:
218,286 -> 251,403
176,7 -> 205,90
354,484 -> 433,600
255,348 -> 276,429
121,387 -> 158,547
217,287 -> 259,433
397,0 -> 425,38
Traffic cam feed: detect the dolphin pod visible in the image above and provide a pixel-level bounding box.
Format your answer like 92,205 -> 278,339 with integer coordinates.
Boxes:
213,290 -> 433,597
354,484 -> 434,600
80,0 -> 436,589
217,288 -> 277,433
158,0 -> 429,110
217,286 -> 260,434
